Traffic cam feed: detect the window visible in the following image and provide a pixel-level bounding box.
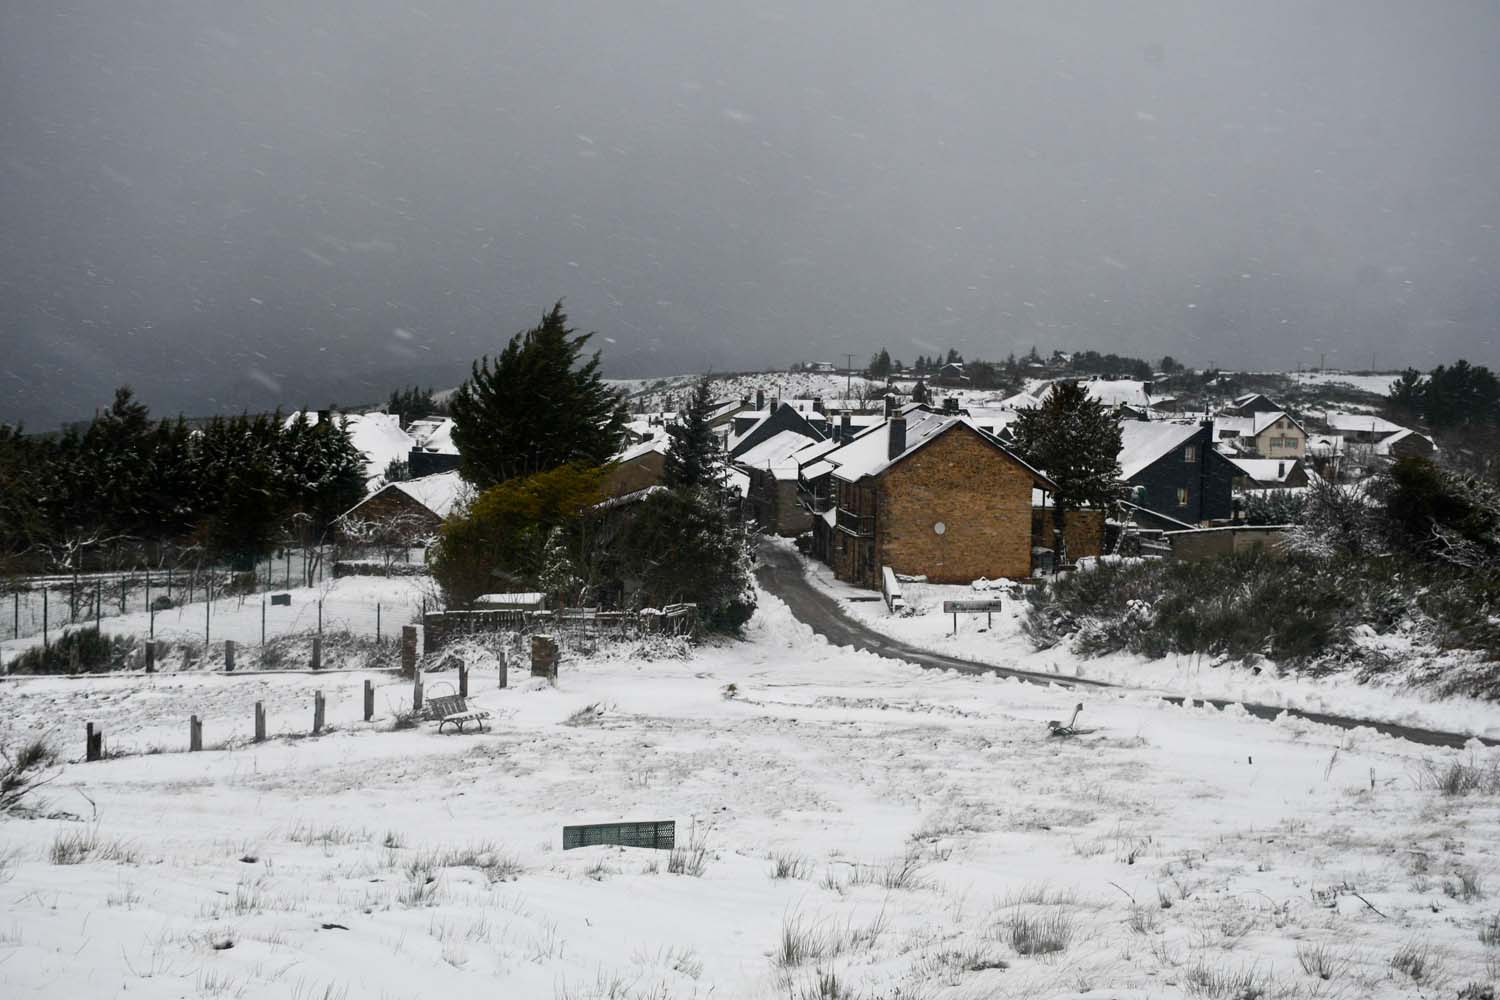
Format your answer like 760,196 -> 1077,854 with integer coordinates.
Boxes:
1183,445 -> 1197,463
1176,487 -> 1189,507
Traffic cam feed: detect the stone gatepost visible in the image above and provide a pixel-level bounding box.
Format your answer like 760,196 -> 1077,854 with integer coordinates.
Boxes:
401,625 -> 419,678
530,634 -> 559,681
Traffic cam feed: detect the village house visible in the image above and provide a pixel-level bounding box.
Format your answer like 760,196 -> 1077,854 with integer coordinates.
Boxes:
811,408 -> 1057,587
1119,421 -> 1238,527
337,469 -> 468,553
1211,410 -> 1307,460
1227,456 -> 1310,490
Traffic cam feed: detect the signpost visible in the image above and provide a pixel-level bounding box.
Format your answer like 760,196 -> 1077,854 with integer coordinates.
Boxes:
941,599 -> 1005,634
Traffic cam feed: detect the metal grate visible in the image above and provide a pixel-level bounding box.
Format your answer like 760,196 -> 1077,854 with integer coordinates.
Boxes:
562,820 -> 675,851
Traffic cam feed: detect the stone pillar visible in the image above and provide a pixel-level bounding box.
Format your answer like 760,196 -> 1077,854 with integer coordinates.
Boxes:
310,636 -> 322,671
400,626 -> 418,678
530,634 -> 559,681
224,639 -> 236,672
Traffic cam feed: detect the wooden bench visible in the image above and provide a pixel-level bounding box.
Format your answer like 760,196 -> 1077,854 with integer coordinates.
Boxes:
426,694 -> 491,734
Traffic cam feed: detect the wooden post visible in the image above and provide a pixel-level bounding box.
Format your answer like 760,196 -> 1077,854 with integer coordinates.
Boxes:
497,648 -> 507,689
413,673 -> 423,714
400,625 -> 418,678
189,715 -> 203,752
310,635 -> 321,671
145,638 -> 155,673
254,702 -> 266,743
85,722 -> 103,762
224,639 -> 235,672
363,679 -> 374,722
376,603 -> 381,643
261,599 -> 266,647
313,691 -> 325,735
459,663 -> 468,698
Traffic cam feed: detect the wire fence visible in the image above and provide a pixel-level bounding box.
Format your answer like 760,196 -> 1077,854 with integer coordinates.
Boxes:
1,548 -> 428,644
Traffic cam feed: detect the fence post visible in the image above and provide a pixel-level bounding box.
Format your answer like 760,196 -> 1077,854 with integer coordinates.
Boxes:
254,702 -> 266,743
144,571 -> 150,617
224,639 -> 235,672
413,673 -> 423,714
42,588 -> 48,649
400,626 -> 417,678
12,591 -> 17,640
189,715 -> 203,752
317,600 -> 322,637
205,587 -> 211,648
310,635 -> 322,671
363,679 -> 374,722
497,648 -> 508,689
376,603 -> 381,643
457,663 -> 468,698
313,691 -> 325,735
95,584 -> 101,632
261,600 -> 266,647
85,722 -> 102,762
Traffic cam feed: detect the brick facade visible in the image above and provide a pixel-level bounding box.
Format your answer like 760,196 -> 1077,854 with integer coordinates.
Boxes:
1030,508 -> 1106,560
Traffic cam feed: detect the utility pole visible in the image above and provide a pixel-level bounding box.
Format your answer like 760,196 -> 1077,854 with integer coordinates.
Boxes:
843,353 -> 856,401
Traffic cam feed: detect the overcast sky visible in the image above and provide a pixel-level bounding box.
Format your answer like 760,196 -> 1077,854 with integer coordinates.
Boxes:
3,1 -> 1498,425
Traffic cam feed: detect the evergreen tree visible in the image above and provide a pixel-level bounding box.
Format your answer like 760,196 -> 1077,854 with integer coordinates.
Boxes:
448,302 -> 627,489
664,376 -> 719,489
387,385 -> 440,427
1010,381 -> 1125,565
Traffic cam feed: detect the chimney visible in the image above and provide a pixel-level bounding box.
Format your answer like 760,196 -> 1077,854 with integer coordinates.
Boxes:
755,389 -> 765,411
813,396 -> 824,414
888,415 -> 907,461
943,397 -> 958,414
840,413 -> 851,442
1278,461 -> 1285,477
884,395 -> 896,417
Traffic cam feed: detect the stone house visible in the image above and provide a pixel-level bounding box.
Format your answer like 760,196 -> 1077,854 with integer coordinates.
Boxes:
818,409 -> 1055,587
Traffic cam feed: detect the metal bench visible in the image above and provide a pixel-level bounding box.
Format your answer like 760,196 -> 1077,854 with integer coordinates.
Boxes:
426,694 -> 491,734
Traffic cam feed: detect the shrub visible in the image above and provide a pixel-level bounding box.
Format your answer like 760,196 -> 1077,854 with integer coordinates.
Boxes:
8,628 -> 139,674
1,737 -> 57,814
1003,908 -> 1074,956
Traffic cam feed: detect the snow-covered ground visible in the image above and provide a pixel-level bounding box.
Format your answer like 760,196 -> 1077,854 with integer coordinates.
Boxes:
2,588 -> 1499,998
793,544 -> 1500,743
1288,372 -> 1403,397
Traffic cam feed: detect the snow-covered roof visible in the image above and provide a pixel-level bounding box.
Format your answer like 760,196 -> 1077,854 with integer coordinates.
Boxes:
736,429 -> 818,480
824,410 -> 1052,486
1213,410 -> 1301,439
1228,458 -> 1300,483
791,437 -> 840,464
1372,428 -> 1435,456
1323,411 -> 1408,436
414,418 -> 458,455
1117,422 -> 1202,480
391,470 -> 468,519
615,438 -> 668,464
289,410 -> 417,485
474,592 -> 545,608
800,459 -> 835,480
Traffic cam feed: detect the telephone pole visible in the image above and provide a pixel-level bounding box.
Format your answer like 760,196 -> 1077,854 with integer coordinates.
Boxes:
843,353 -> 856,400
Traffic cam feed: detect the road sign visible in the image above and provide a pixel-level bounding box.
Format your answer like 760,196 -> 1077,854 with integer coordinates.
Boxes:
941,600 -> 1006,613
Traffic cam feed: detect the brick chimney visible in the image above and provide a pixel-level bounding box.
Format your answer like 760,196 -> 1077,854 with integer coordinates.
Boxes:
884,395 -> 896,417
813,396 -> 824,414
943,397 -> 959,414
888,415 -> 907,461
755,389 -> 765,411
840,413 -> 851,442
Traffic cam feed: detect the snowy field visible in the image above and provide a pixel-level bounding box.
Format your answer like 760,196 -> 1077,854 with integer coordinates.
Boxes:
3,589 -> 1500,999
797,547 -> 1500,743
1287,372 -> 1402,397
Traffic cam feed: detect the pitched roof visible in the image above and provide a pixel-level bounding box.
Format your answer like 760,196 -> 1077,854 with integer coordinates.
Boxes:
1117,421 -> 1203,480
824,411 -> 1053,488
1228,457 -> 1301,483
736,429 -> 819,480
391,470 -> 468,519
1323,411 -> 1407,435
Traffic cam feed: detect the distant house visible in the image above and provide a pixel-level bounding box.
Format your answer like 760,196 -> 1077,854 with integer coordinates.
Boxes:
813,409 -> 1056,587
1211,410 -> 1307,460
730,404 -> 826,536
931,362 -> 970,387
407,417 -> 462,477
1119,421 -> 1238,525
289,410 -> 419,489
729,402 -> 825,459
1374,428 -> 1437,461
1227,457 -> 1310,490
1221,393 -> 1285,417
604,439 -> 669,498
1322,411 -> 1408,444
338,470 -> 467,540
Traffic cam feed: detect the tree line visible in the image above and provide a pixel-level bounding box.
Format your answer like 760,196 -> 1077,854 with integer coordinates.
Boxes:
0,388 -> 367,575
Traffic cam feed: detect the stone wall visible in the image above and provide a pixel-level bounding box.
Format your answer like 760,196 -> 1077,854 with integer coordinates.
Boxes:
876,426 -> 1035,584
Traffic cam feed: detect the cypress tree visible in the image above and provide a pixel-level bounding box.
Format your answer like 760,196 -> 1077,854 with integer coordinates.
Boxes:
663,377 -> 719,490
449,302 -> 627,490
1010,381 -> 1125,565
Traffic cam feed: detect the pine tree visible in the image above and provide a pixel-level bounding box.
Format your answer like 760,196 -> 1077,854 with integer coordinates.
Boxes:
1010,381 -> 1125,565
664,376 -> 719,489
387,386 -> 439,427
449,302 -> 627,490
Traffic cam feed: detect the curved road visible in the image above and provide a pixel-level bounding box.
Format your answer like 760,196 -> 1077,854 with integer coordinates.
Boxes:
755,542 -> 1496,750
